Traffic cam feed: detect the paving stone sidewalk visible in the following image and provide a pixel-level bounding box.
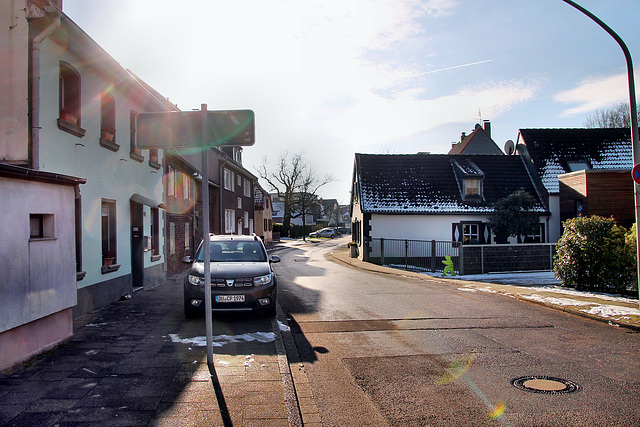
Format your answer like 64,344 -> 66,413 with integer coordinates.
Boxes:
0,275 -> 315,426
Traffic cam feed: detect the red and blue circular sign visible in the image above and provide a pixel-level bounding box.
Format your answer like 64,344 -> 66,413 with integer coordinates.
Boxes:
633,164 -> 640,185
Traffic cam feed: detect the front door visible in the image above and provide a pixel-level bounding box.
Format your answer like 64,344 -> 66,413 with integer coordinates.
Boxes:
130,201 -> 144,288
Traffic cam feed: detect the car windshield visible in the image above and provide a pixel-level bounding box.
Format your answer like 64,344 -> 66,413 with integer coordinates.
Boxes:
196,241 -> 267,262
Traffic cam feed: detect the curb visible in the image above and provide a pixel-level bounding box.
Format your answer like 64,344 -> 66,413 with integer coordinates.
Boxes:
327,249 -> 640,332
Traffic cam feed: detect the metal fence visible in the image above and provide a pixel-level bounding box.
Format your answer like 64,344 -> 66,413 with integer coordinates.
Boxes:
364,238 -> 462,274
364,238 -> 556,275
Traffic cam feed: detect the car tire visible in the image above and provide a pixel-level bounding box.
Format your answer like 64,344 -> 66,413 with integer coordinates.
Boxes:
184,299 -> 203,319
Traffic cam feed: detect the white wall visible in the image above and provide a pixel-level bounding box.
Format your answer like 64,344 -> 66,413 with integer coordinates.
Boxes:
37,35 -> 165,290
548,195 -> 561,243
0,178 -> 76,333
370,214 -> 490,241
0,2 -> 29,162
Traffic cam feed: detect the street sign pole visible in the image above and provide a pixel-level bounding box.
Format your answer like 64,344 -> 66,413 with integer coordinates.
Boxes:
201,103 -> 214,369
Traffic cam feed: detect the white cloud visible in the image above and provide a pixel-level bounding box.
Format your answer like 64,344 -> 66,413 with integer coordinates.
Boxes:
325,80 -> 538,146
553,70 -> 640,116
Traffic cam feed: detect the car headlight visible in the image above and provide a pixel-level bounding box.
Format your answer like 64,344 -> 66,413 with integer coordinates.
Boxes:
187,274 -> 205,286
253,274 -> 272,286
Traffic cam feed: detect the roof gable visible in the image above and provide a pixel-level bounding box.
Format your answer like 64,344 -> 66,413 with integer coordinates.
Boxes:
448,124 -> 503,155
354,153 -> 547,214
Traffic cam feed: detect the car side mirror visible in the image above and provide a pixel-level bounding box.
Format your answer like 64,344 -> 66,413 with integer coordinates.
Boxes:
182,256 -> 192,264
270,255 -> 281,263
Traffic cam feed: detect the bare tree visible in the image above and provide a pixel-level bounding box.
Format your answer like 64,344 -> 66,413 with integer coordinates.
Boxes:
585,102 -> 639,128
257,151 -> 333,239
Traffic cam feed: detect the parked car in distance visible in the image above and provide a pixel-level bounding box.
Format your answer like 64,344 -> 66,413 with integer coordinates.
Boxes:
337,227 -> 351,235
183,234 -> 280,318
309,227 -> 336,238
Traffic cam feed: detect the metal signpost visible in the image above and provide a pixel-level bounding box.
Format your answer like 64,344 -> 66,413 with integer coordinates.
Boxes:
136,106 -> 255,368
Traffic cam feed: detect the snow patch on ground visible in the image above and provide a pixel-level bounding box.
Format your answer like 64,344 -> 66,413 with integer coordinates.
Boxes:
519,294 -> 593,307
278,321 -> 291,332
580,305 -> 640,318
168,332 -> 275,347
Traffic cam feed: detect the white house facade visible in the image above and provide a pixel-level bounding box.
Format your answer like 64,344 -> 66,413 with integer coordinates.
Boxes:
1,2 -> 174,324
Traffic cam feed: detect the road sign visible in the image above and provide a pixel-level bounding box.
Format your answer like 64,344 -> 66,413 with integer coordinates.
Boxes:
135,109 -> 255,148
633,164 -> 640,185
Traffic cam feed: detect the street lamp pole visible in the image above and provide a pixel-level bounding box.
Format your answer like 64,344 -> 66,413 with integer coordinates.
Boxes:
561,0 -> 640,306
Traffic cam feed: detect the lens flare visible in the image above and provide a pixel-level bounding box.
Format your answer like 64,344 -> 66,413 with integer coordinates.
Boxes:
488,402 -> 506,420
435,350 -> 477,385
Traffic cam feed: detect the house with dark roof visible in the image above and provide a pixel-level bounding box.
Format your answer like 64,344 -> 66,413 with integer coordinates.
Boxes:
516,128 -> 633,241
448,121 -> 504,155
350,153 -> 550,258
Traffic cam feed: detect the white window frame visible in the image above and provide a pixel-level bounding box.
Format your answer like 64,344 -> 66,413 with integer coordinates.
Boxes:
464,178 -> 481,196
238,197 -> 242,209
244,211 -> 249,229
244,179 -> 251,197
224,168 -> 234,191
225,209 -> 235,233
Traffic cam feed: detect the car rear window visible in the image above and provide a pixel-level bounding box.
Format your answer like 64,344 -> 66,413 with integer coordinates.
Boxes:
196,241 -> 267,262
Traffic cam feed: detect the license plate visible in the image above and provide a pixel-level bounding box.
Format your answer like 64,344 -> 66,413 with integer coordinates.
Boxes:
215,295 -> 245,303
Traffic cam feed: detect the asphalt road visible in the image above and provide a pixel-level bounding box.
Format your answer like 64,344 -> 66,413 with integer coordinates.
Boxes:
275,237 -> 640,426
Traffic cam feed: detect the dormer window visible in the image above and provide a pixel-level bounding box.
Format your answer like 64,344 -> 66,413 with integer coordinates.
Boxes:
464,178 -> 482,197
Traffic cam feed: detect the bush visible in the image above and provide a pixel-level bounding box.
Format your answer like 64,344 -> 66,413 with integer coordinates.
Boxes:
553,216 -> 637,294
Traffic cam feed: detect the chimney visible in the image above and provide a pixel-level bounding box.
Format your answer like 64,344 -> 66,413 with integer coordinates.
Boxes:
483,120 -> 491,138
460,132 -> 466,142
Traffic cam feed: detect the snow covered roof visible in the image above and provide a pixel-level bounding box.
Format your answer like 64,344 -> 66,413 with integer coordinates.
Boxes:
517,128 -> 633,194
354,153 -> 548,214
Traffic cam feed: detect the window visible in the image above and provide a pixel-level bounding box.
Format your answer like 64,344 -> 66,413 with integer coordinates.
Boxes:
237,174 -> 242,186
185,222 -> 190,252
567,161 -> 590,172
99,91 -> 118,151
167,166 -> 176,197
151,208 -> 159,256
463,223 -> 479,244
464,178 -> 481,196
130,110 -> 143,162
183,173 -> 191,200
249,219 -> 254,234
58,62 -> 85,137
521,224 -> 545,244
576,200 -> 584,217
244,179 -> 251,197
29,214 -> 54,239
224,169 -> 234,191
149,148 -> 160,169
225,209 -> 235,233
169,222 -> 176,255
264,219 -> 268,232
244,211 -> 249,229
237,197 -> 242,209
101,200 -> 116,264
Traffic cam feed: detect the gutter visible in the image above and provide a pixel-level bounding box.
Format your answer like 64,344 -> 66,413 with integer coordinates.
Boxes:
30,3 -> 61,170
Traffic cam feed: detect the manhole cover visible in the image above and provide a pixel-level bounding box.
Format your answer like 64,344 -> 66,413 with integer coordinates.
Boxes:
511,376 -> 581,395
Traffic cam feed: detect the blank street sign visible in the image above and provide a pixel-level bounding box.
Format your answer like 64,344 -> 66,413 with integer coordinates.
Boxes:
135,110 -> 255,148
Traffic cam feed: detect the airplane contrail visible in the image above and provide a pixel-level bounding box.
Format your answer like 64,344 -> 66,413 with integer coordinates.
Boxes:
402,59 -> 494,79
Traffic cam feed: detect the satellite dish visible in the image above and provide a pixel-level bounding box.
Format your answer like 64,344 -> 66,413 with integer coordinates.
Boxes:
504,140 -> 515,155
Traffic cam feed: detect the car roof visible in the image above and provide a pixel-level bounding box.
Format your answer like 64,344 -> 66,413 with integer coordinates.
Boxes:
206,234 -> 263,243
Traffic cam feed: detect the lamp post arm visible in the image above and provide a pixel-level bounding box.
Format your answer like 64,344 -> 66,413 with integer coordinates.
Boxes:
562,0 -> 640,307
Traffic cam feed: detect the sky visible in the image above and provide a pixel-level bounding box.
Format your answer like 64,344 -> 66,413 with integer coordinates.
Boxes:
62,0 -> 640,203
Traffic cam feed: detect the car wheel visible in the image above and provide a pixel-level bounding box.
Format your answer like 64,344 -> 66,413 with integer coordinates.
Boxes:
184,298 -> 203,319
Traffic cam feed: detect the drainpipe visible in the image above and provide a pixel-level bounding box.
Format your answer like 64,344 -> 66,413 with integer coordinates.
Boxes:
30,4 -> 61,170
